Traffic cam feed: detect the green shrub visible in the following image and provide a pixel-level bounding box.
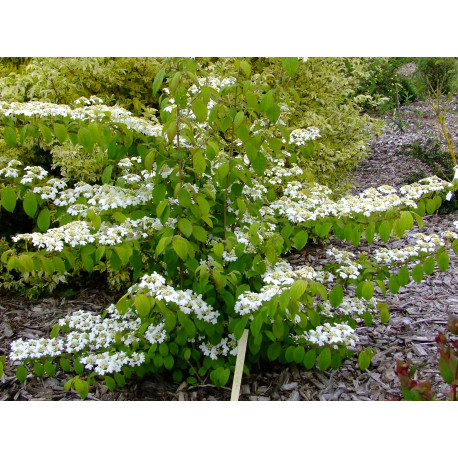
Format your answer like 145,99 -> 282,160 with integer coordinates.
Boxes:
1,57 -> 457,398
415,57 -> 457,95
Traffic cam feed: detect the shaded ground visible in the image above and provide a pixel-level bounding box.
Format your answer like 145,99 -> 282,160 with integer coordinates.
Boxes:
1,99 -> 457,401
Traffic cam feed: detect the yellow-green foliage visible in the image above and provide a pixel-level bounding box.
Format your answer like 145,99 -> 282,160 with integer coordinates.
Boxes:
0,57 -> 162,115
51,141 -> 105,183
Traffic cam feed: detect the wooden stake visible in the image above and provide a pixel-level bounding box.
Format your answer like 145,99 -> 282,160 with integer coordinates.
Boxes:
230,329 -> 249,401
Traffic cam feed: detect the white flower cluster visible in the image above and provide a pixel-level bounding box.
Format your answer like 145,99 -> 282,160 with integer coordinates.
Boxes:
129,273 -> 220,324
289,127 -> 321,146
12,216 -> 164,251
319,297 -> 377,318
296,322 -> 359,349
74,96 -> 104,106
326,247 -> 362,280
19,166 -> 48,184
9,305 -> 151,376
234,260 -> 333,316
10,337 -> 64,361
372,232 -> 447,264
80,351 -> 145,376
0,101 -> 163,138
265,177 -> 451,224
197,334 -> 238,360
0,159 -> 22,179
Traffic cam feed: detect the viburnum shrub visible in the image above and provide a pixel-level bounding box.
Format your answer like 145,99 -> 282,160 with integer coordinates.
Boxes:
1,57 -> 458,399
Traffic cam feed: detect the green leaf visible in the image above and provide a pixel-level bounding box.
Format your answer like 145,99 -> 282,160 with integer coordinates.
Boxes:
102,165 -> 113,184
361,281 -> 374,300
388,275 -> 400,294
33,362 -> 44,377
293,230 -> 308,250
329,285 -> 344,307
377,303 -> 390,324
399,211 -> 414,231
267,342 -> 282,361
234,111 -> 245,129
105,375 -> 116,391
192,99 -> 208,123
423,256 -> 435,275
23,193 -> 38,218
54,123 -> 67,143
365,222 -> 375,244
74,378 -> 89,399
60,357 -> 71,372
239,60 -> 251,77
153,68 -> 166,94
1,186 -> 17,213
251,152 -> 267,175
282,57 -> 299,77
16,365 -> 27,383
44,360 -> 56,377
114,372 -> 126,387
178,188 -> 192,208
317,347 -> 331,371
4,126 -> 17,146
167,120 -> 177,142
173,236 -> 188,261
411,264 -> 424,283
426,199 -> 436,215
178,218 -> 193,238
192,225 -> 207,243
193,149 -> 207,175
436,251 -> 449,272
293,346 -> 305,364
73,359 -> 84,375
358,351 -> 372,371
39,123 -> 53,143
272,318 -> 285,340
37,208 -> 51,232
438,356 -> 453,383
50,324 -> 60,339
290,279 -> 307,301
303,349 -> 316,369
135,294 -> 151,317
0,361 -> 4,378
378,220 -> 392,242
397,266 -> 410,286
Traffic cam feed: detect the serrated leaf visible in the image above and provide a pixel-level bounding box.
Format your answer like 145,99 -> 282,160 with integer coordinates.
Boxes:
293,346 -> 305,364
361,281 -> 374,300
60,357 -> 71,372
74,378 -> 89,399
411,264 -> 424,283
54,123 -> 67,143
102,165 -> 113,184
1,186 -> 17,212
4,126 -> 17,147
358,351 -> 372,371
378,220 -> 392,242
153,68 -> 166,94
33,362 -> 44,377
114,372 -> 126,387
191,99 -> 208,123
23,193 -> 38,218
267,342 -> 282,361
290,279 -> 307,301
377,303 -> 390,324
37,208 -> 51,232
178,188 -> 192,208
192,225 -> 207,243
178,218 -> 193,238
329,285 -> 344,307
44,360 -> 56,377
436,251 -> 449,272
135,293 -> 151,317
193,149 -> 206,175
172,236 -> 188,260
303,349 -> 316,369
293,230 -> 308,251
317,347 -> 331,371
105,375 -> 116,391
397,266 -> 410,286
282,57 -> 299,77
16,365 -> 27,383
388,275 -> 400,294
423,256 -> 435,275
